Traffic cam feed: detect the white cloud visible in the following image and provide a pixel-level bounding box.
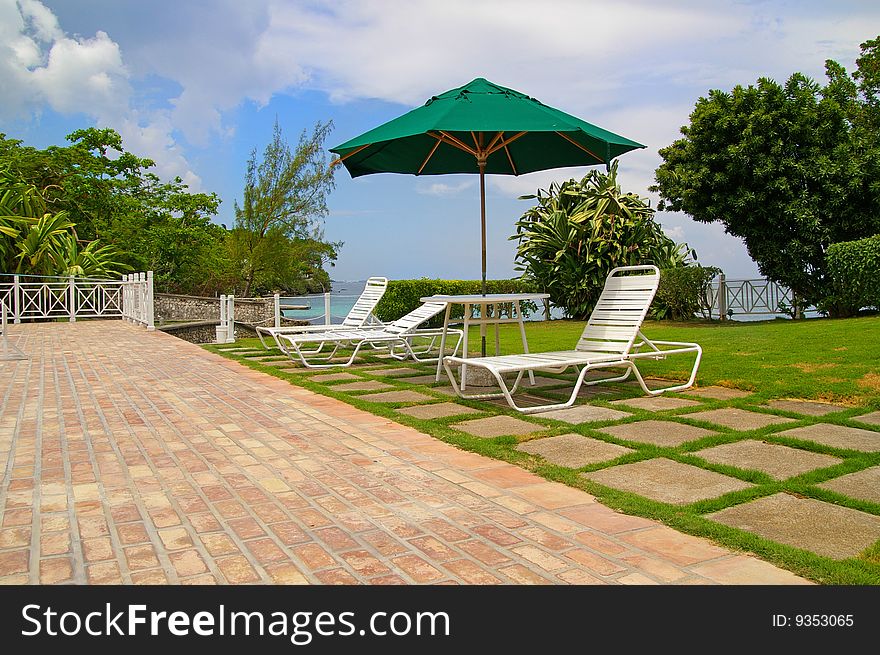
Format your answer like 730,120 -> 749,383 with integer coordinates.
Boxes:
416,180 -> 475,197
0,0 -> 201,188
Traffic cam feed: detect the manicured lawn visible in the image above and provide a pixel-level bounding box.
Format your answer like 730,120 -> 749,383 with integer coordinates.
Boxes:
467,315 -> 880,405
207,315 -> 880,585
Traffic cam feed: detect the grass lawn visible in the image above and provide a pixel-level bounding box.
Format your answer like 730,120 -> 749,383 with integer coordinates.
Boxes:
206,315 -> 880,584
469,315 -> 880,405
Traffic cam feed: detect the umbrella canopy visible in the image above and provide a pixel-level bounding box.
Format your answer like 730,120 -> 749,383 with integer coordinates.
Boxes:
331,77 -> 645,177
330,77 -> 645,353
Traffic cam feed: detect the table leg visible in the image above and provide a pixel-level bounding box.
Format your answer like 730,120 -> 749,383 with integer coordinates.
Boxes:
495,303 -> 501,355
516,301 -> 536,385
461,303 -> 470,391
434,303 -> 452,382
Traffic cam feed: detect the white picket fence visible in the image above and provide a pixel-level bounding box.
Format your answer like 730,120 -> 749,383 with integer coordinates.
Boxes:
0,272 -> 154,329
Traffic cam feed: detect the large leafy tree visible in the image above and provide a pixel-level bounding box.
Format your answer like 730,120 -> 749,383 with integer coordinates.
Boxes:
232,119 -> 340,296
0,129 -> 227,292
0,167 -> 126,277
513,164 -> 691,319
652,37 -> 880,312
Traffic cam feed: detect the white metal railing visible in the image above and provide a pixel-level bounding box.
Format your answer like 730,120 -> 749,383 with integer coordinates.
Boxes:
0,271 -> 154,329
217,294 -> 235,343
1,299 -> 28,360
120,272 -> 155,329
705,275 -> 812,320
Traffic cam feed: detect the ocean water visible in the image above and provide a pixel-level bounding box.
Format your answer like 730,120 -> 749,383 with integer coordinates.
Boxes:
280,280 -> 366,324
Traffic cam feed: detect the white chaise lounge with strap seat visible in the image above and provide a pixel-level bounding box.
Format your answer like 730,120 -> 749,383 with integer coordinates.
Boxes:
441,265 -> 702,414
276,300 -> 463,369
257,276 -> 388,350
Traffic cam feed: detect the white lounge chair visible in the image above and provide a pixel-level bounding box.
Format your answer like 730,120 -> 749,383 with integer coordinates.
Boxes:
442,265 -> 702,414
277,300 -> 463,369
257,276 -> 388,350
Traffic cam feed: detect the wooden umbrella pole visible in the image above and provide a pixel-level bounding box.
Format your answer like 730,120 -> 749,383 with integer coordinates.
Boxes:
479,156 -> 487,357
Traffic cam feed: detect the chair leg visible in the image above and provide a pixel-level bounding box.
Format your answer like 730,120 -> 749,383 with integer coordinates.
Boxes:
257,329 -> 272,350
629,346 -> 702,396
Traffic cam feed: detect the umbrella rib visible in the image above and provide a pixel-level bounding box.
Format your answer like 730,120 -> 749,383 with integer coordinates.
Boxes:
433,131 -> 478,156
486,131 -> 505,153
417,137 -> 443,175
555,131 -> 603,162
503,143 -> 518,175
486,131 -> 527,156
330,142 -> 373,166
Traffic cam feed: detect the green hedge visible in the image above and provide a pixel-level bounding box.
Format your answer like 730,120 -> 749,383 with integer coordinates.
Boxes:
651,265 -> 721,321
375,278 -> 540,328
825,235 -> 880,317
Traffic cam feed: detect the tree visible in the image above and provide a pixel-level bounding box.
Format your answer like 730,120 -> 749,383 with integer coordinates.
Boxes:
0,167 -> 126,277
513,163 -> 692,319
232,118 -> 340,296
0,129 -> 225,292
652,37 -> 880,312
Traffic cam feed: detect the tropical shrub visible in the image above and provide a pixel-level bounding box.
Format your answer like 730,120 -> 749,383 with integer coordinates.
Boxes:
1,168 -> 127,277
651,265 -> 721,320
824,235 -> 880,316
512,163 -> 692,319
375,278 -> 538,328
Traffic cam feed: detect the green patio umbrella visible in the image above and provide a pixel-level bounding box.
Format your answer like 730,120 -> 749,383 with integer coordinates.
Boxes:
330,77 -> 645,352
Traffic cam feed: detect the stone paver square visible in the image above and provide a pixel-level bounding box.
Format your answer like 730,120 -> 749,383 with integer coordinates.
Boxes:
370,367 -> 420,377
597,420 -> 716,446
517,434 -> 633,468
765,399 -> 846,416
582,458 -> 752,504
536,405 -> 630,424
310,372 -> 361,382
693,440 -> 841,479
610,396 -> 701,412
395,402 -> 483,420
398,374 -> 441,385
686,408 -> 795,431
818,467 -> 880,504
852,411 -> 880,427
359,390 -> 436,403
708,493 -> 880,559
333,380 -> 394,392
452,415 -> 542,438
776,423 -> 880,452
681,386 -> 752,400
485,394 -> 567,411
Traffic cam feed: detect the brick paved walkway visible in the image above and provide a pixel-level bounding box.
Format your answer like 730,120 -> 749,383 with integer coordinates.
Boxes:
0,322 -> 808,584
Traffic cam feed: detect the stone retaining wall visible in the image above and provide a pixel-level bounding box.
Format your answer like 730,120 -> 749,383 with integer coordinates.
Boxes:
157,320 -> 261,344
155,293 -> 274,325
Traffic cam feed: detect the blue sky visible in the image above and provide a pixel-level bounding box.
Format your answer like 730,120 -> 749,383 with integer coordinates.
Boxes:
2,1 -> 878,284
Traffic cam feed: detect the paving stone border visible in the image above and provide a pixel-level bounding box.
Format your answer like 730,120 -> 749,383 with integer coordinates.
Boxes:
708,493 -> 880,560
692,440 -> 842,480
817,467 -> 880,504
583,458 -> 753,505
776,423 -> 880,453
610,396 -> 701,411
765,399 -> 847,416
685,407 -> 796,431
517,434 -> 634,468
395,402 -> 484,420
452,415 -> 543,438
597,420 -> 716,447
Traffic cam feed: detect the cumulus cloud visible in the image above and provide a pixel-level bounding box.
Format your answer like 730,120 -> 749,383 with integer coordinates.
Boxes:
0,0 -> 201,188
416,180 -> 475,197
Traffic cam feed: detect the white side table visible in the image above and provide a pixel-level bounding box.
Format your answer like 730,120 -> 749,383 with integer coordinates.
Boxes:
421,293 -> 550,390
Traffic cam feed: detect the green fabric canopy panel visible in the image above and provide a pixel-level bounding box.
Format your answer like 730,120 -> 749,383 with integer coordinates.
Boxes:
331,78 -> 644,176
